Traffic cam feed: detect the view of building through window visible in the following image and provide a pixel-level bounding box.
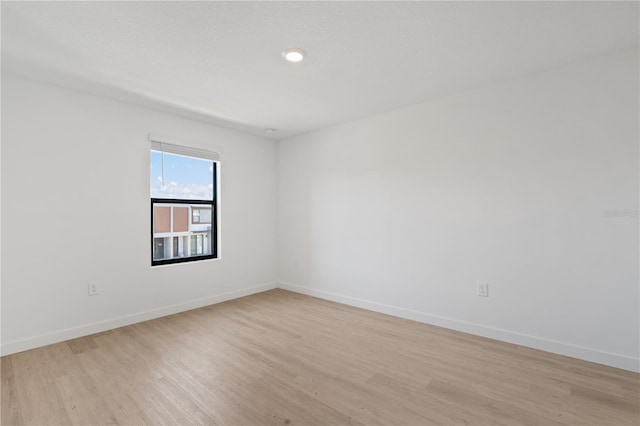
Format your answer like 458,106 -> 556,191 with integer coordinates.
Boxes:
152,202 -> 212,260
151,149 -> 216,265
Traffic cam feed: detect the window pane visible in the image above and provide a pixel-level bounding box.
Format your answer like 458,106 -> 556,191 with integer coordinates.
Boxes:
151,151 -> 214,200
197,235 -> 203,254
199,208 -> 212,223
154,238 -> 166,260
153,202 -> 212,261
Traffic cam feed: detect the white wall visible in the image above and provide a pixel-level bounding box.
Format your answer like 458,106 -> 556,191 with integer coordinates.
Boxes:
1,74 -> 278,354
278,49 -> 639,371
3,50 -> 638,372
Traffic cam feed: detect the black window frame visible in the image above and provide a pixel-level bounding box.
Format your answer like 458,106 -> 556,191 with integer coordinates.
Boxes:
150,162 -> 218,266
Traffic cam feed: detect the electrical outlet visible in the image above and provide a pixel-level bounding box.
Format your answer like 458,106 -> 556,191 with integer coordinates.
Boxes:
478,282 -> 489,297
88,282 -> 99,296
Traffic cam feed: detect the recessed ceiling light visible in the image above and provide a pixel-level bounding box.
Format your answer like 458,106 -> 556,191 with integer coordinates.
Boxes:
282,48 -> 306,63
264,128 -> 277,133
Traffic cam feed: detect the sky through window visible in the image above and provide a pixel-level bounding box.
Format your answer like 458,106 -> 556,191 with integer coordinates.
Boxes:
150,151 -> 214,200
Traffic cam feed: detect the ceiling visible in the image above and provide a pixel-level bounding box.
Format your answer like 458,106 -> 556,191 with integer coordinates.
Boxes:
2,1 -> 638,140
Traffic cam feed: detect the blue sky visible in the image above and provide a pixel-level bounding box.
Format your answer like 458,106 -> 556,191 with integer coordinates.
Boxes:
151,151 -> 214,200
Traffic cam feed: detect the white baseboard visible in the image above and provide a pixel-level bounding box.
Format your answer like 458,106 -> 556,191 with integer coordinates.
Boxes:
1,282 -> 277,357
4,280 -> 638,373
278,281 -> 640,373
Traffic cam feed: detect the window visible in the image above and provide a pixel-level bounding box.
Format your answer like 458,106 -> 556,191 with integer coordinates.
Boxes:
190,234 -> 206,255
192,207 -> 212,224
150,136 -> 219,266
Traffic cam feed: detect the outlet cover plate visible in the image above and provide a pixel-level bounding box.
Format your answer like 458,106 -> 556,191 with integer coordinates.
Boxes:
478,282 -> 489,297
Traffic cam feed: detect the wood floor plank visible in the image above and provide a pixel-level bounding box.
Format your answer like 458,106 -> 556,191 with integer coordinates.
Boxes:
1,289 -> 638,425
1,358 -> 24,426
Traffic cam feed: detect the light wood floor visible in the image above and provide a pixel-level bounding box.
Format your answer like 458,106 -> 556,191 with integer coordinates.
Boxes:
2,289 -> 638,425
